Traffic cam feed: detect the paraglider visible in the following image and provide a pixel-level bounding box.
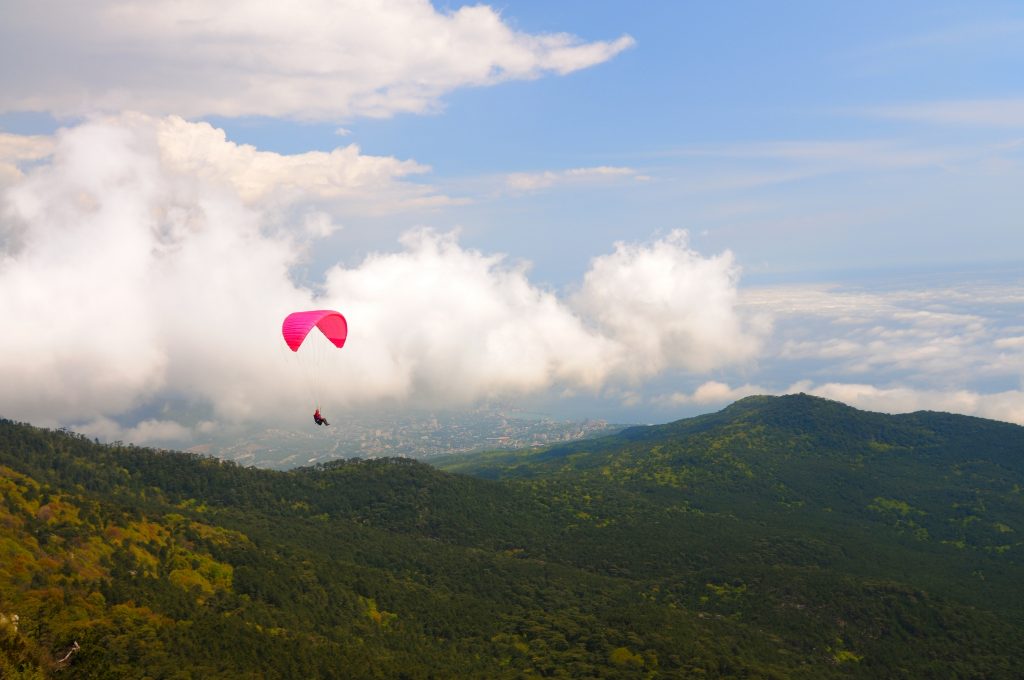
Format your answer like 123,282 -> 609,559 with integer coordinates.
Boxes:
282,310 -> 347,426
282,309 -> 348,352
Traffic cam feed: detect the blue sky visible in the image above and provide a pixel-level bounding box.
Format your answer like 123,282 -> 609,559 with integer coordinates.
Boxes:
205,0 -> 1024,282
1,0 -> 1022,444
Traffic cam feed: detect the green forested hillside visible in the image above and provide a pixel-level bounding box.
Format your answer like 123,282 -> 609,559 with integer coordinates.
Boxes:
440,395 -> 1024,612
2,394 -> 1023,678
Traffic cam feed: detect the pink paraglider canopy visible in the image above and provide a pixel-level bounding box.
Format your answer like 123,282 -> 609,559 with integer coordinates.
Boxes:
282,310 -> 348,352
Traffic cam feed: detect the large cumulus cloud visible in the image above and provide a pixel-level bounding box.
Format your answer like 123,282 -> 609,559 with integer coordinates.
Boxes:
0,115 -> 762,443
573,231 -> 764,378
0,115 -> 311,427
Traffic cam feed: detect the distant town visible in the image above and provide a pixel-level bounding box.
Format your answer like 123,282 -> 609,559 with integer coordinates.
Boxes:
189,408 -> 625,469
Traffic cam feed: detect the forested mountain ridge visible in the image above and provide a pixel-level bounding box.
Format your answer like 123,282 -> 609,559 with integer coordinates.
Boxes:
437,394 -> 1024,565
437,393 -> 1024,480
439,394 -> 1024,617
2,395 -> 1024,678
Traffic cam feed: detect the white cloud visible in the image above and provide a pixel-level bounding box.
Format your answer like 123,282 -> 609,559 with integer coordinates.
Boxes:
655,377 -> 1024,427
574,230 -> 766,378
655,381 -> 767,407
658,378 -> 1024,427
0,0 -> 634,120
320,229 -> 619,405
995,336 -> 1024,349
791,382 -> 1024,426
77,416 -> 197,447
0,116 -> 311,430
0,116 -> 757,444
154,115 -> 457,211
0,132 -> 54,185
2,114 -> 461,216
318,227 -> 765,405
729,278 -> 1024,425
3,115 -> 1018,440
745,281 -> 1023,385
505,166 -> 645,193
302,211 -> 341,239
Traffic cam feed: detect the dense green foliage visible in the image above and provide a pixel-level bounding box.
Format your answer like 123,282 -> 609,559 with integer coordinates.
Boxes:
2,394 -> 1023,677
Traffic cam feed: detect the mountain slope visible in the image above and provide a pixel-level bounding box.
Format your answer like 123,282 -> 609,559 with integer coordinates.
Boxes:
436,394 -> 1024,559
2,397 -> 1024,678
435,394 -> 1024,621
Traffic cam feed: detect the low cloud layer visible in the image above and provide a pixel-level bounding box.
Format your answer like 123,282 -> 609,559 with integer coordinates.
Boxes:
658,380 -> 1024,426
658,280 -> 1024,425
0,0 -> 634,120
743,282 -> 1024,388
794,382 -> 1024,425
0,116 -> 759,443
